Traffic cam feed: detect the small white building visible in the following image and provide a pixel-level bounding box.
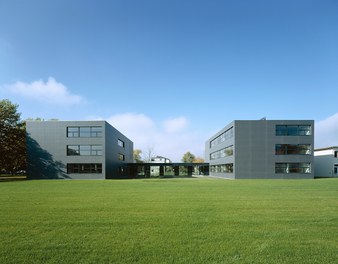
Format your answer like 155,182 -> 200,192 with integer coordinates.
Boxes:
314,146 -> 338,178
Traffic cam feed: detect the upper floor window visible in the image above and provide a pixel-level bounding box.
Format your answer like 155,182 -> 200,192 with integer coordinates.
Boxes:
334,151 -> 338,158
275,125 -> 311,136
210,127 -> 233,148
275,144 -> 311,155
118,139 -> 125,148
67,145 -> 103,156
210,145 -> 233,160
67,126 -> 102,138
118,153 -> 125,161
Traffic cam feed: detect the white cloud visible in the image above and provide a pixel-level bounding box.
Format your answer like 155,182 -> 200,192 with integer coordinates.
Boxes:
315,113 -> 338,148
5,77 -> 85,105
107,113 -> 205,162
162,116 -> 188,133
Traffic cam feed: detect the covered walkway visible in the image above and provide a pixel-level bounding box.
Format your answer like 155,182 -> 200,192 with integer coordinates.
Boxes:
129,163 -> 209,178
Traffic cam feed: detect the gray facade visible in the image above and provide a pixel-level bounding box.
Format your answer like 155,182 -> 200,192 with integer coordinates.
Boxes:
314,147 -> 338,178
26,121 -> 133,179
205,120 -> 314,179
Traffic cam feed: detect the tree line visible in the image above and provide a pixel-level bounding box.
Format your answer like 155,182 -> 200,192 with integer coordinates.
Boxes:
133,149 -> 204,163
0,99 -> 26,174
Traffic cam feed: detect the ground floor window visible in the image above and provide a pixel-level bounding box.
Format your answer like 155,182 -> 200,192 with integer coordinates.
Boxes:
67,163 -> 102,174
210,163 -> 233,173
334,164 -> 338,174
275,163 -> 311,174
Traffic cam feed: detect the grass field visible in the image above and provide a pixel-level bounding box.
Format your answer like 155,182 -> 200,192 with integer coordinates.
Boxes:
0,178 -> 338,264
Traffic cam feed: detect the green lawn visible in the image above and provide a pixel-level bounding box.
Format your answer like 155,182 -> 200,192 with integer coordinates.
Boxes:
0,178 -> 338,264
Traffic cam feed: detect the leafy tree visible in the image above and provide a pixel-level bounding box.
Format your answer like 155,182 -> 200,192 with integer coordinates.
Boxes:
133,149 -> 143,163
0,99 -> 26,173
193,157 -> 205,163
181,151 -> 196,163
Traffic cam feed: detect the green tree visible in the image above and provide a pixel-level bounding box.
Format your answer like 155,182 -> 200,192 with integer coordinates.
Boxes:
181,151 -> 196,163
0,99 -> 26,173
133,149 -> 143,163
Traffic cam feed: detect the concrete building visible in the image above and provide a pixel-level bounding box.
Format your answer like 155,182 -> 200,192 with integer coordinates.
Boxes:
205,120 -> 314,179
26,121 -> 133,179
314,146 -> 338,178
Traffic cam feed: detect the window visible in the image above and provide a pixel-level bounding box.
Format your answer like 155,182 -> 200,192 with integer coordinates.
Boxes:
276,125 -> 311,136
275,144 -> 311,155
67,145 -> 102,156
210,163 -> 233,173
275,163 -> 311,174
210,146 -> 233,160
334,165 -> 338,174
67,126 -> 102,138
334,151 -> 338,158
210,127 -> 234,148
118,153 -> 125,161
67,163 -> 102,174
118,139 -> 125,148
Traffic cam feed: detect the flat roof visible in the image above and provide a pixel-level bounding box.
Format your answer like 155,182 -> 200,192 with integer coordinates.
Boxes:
314,146 -> 338,151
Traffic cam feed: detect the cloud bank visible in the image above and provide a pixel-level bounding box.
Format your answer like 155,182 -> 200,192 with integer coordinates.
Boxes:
315,113 -> 338,148
106,113 -> 204,162
5,77 -> 85,105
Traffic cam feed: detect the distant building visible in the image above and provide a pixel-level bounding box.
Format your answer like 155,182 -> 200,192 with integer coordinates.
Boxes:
151,156 -> 172,163
26,121 -> 133,179
314,146 -> 338,178
205,120 -> 314,179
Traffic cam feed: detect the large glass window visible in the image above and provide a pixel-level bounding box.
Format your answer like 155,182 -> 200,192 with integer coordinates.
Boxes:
210,163 -> 233,173
276,125 -> 311,136
210,127 -> 234,148
67,126 -> 102,138
210,146 -> 233,160
275,163 -> 311,174
275,144 -> 311,155
67,163 -> 102,174
67,145 -> 102,156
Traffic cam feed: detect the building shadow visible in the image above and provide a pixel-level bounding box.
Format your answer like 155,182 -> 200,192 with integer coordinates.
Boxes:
26,134 -> 69,179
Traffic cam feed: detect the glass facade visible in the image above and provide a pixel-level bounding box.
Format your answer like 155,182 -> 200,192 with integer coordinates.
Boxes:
275,125 -> 311,136
67,145 -> 103,156
275,163 -> 311,174
275,144 -> 311,155
210,127 -> 233,148
67,163 -> 102,174
67,126 -> 102,138
210,145 -> 233,160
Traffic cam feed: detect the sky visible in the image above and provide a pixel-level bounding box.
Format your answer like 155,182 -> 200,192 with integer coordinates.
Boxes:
1,0 -> 338,161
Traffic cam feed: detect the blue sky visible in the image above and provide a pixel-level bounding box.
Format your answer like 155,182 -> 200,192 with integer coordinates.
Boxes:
1,0 -> 338,161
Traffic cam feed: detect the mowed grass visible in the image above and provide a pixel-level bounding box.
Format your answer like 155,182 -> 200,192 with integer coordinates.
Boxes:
0,179 -> 338,264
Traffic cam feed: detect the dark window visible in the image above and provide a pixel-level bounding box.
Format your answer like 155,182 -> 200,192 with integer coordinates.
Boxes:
334,151 -> 338,158
118,153 -> 125,161
67,126 -> 102,138
275,163 -> 311,174
118,139 -> 125,148
276,125 -> 311,136
67,145 -> 102,156
275,144 -> 311,155
67,163 -> 102,174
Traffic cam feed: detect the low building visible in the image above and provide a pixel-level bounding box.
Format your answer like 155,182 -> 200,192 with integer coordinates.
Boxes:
205,120 -> 314,179
26,120 -> 133,179
314,146 -> 338,178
